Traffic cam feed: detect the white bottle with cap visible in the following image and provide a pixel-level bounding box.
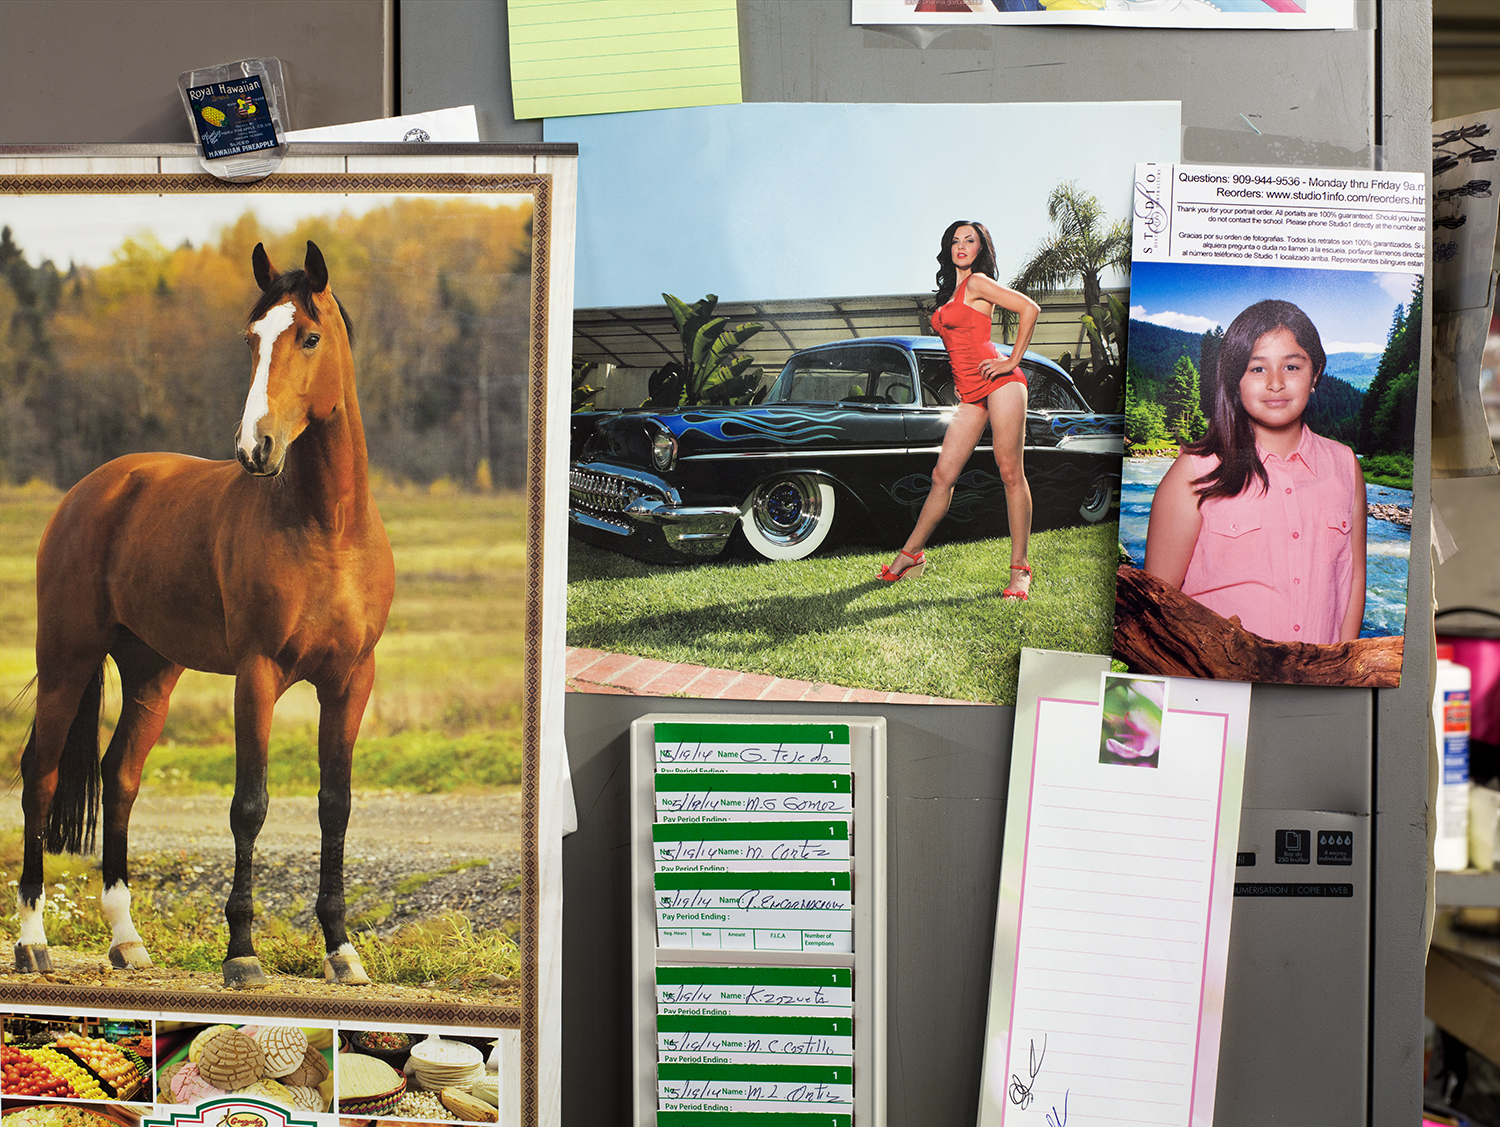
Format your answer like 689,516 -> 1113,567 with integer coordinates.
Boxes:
1434,643 -> 1472,871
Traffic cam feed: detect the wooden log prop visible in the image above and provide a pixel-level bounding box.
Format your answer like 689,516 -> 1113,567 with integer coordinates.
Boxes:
1113,565 -> 1404,687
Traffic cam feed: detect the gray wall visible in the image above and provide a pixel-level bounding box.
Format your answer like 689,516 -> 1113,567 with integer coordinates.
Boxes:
0,0 -> 391,142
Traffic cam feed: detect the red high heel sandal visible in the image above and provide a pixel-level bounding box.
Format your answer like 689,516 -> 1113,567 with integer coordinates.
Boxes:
879,549 -> 926,583
1003,564 -> 1031,600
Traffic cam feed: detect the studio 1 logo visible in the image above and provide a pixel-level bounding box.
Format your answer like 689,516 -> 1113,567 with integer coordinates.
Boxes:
1134,164 -> 1167,257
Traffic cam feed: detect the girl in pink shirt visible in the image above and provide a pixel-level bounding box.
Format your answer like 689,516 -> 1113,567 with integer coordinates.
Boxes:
1144,299 -> 1366,644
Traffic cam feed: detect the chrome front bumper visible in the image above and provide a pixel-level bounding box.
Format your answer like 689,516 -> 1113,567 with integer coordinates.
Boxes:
569,464 -> 741,559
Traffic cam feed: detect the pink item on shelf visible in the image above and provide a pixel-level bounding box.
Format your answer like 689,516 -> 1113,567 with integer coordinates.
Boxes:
1440,632 -> 1500,745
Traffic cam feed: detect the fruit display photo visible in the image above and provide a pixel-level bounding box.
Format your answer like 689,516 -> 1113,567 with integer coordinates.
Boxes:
0,1102 -> 147,1127
1,1018 -> 151,1102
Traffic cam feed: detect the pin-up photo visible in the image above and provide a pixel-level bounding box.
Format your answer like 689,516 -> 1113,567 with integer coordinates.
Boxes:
550,101 -> 1182,706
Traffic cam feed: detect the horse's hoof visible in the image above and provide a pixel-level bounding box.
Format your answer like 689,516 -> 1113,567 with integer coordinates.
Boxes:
323,945 -> 371,985
108,941 -> 153,970
222,956 -> 269,989
14,943 -> 51,974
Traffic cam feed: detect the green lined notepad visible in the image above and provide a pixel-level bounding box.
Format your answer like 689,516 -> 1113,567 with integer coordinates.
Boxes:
509,0 -> 742,120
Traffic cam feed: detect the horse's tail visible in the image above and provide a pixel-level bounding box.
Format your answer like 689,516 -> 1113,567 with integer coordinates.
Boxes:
18,665 -> 103,856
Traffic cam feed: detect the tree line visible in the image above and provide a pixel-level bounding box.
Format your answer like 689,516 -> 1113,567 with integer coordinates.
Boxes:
1125,278 -> 1423,471
0,198 -> 533,492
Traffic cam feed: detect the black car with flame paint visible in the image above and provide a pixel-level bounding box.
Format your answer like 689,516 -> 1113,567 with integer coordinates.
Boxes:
568,336 -> 1122,562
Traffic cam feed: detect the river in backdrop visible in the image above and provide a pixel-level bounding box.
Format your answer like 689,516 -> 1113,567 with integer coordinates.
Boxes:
1119,456 -> 1412,639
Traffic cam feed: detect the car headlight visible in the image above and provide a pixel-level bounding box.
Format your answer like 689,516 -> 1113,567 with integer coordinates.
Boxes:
650,427 -> 677,470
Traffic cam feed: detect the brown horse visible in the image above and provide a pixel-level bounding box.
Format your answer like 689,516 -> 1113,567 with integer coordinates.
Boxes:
18,240 -> 395,988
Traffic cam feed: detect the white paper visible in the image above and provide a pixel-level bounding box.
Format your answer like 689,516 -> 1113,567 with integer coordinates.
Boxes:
1431,110 -> 1500,477
657,1000 -> 854,1021
851,0 -> 1356,29
655,967 -> 855,1085
652,818 -> 851,863
655,771 -> 852,817
979,651 -> 1250,1127
1133,162 -> 1424,269
658,1027 -> 853,1067
284,105 -> 479,143
655,859 -> 849,875
1002,702 -> 1228,1122
656,968 -> 854,1010
1434,112 -> 1500,311
655,869 -> 853,952
657,809 -> 854,826
656,721 -> 853,770
658,1068 -> 854,1113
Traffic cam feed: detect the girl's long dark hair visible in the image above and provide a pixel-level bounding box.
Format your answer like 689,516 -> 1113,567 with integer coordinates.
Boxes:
1187,298 -> 1327,504
934,220 -> 999,306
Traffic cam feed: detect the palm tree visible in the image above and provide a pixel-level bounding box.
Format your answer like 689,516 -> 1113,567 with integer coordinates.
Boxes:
1008,182 -> 1131,409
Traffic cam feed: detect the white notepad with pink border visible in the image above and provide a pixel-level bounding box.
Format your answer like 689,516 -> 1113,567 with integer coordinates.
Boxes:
978,650 -> 1251,1127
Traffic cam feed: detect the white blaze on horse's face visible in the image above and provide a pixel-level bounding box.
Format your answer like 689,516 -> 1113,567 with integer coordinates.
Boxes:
238,300 -> 300,475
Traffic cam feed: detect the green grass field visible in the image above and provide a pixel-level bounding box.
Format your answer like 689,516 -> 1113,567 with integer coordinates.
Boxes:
1,483 -> 527,793
567,523 -> 1121,706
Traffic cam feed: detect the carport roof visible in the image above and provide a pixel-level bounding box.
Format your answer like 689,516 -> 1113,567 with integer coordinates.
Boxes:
571,294 -> 934,375
570,289 -> 1111,375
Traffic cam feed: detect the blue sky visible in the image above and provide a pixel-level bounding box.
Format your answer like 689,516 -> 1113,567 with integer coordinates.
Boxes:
545,101 -> 1181,308
1128,260 -> 1421,354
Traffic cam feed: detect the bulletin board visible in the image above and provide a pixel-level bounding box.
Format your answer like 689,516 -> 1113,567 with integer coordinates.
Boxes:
0,2 -> 1436,1126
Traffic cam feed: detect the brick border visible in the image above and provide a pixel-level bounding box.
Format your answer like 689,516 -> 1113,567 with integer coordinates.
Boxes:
566,647 -> 981,706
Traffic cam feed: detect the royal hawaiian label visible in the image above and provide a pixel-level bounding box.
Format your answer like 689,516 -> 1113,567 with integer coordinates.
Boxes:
185,75 -> 279,159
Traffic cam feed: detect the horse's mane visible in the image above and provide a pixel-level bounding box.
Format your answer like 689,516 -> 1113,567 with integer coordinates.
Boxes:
247,270 -> 355,348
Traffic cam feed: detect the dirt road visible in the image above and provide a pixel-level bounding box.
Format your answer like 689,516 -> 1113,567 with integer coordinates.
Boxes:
0,788 -> 526,934
0,789 -> 526,1014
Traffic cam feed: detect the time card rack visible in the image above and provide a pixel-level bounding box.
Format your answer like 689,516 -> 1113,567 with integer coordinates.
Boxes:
630,714 -> 888,1127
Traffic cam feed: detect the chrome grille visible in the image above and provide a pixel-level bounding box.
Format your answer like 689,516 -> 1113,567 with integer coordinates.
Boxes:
570,468 -> 656,513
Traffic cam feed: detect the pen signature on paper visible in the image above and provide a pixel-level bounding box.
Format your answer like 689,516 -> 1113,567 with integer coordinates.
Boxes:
1047,1089 -> 1069,1127
1008,1034 -> 1046,1110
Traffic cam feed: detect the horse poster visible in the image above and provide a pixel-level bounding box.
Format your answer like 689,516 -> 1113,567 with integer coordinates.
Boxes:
0,148 -> 577,1126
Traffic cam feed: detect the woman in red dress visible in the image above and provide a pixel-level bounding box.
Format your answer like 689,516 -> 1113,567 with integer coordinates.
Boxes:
881,220 -> 1041,598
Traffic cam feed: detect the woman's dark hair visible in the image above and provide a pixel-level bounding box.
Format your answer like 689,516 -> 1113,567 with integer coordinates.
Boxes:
934,220 -> 998,306
1187,298 -> 1327,504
